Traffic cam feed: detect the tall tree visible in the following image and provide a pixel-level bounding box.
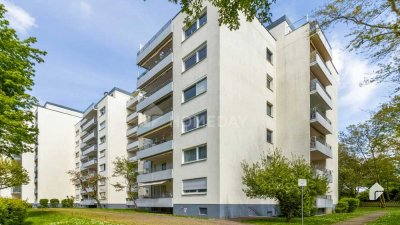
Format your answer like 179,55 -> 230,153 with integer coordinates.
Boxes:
0,4 -> 46,157
166,0 -> 277,30
314,0 -> 400,92
338,143 -> 365,197
0,157 -> 29,190
111,157 -> 139,208
242,150 -> 328,222
67,170 -> 107,208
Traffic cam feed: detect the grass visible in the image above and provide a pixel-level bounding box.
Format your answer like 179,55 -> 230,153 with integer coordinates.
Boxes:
368,208 -> 400,225
243,208 -> 391,225
24,210 -> 119,225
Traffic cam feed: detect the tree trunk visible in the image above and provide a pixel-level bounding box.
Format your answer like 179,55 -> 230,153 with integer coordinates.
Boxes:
95,199 -> 102,208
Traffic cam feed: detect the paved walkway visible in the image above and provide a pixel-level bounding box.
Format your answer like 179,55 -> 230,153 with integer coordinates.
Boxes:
333,212 -> 386,225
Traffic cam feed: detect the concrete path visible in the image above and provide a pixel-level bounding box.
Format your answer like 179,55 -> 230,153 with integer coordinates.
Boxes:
333,212 -> 386,225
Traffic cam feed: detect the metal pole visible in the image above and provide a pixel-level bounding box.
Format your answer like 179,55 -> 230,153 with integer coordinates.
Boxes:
302,186 -> 304,225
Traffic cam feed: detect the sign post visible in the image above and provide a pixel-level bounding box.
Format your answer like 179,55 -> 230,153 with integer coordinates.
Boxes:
298,179 -> 307,225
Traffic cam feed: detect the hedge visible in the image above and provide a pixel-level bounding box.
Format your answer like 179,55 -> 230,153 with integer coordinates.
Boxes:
39,199 -> 49,208
341,197 -> 360,212
50,199 -> 59,208
335,200 -> 349,213
0,197 -> 29,225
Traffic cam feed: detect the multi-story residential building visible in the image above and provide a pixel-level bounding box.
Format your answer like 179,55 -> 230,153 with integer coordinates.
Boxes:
1,102 -> 83,204
75,87 -> 131,208
132,4 -> 338,218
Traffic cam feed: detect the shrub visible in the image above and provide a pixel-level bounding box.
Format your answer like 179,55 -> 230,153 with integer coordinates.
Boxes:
357,191 -> 369,202
335,200 -> 349,213
39,199 -> 48,208
0,197 -> 28,225
50,199 -> 59,208
61,196 -> 74,208
341,197 -> 360,212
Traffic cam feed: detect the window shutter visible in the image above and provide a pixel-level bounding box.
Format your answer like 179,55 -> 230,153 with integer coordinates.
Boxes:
182,178 -> 207,191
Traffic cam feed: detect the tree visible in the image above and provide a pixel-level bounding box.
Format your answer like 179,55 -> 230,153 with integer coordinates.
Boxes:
111,157 -> 139,208
0,157 -> 29,190
0,4 -> 46,158
242,150 -> 329,222
165,0 -> 277,30
67,170 -> 106,208
314,0 -> 400,92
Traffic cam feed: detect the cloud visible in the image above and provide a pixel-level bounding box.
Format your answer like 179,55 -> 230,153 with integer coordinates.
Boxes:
71,0 -> 93,18
0,0 -> 35,34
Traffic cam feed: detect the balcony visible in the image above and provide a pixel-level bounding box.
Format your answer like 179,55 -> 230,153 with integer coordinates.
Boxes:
138,140 -> 173,160
310,111 -> 332,135
137,111 -> 173,136
81,199 -> 97,205
310,23 -> 332,61
127,112 -> 138,123
137,19 -> 173,64
316,196 -> 333,208
127,141 -> 139,151
80,188 -> 94,194
137,82 -> 173,112
127,96 -> 138,108
137,53 -> 173,88
136,196 -> 173,208
310,51 -> 333,86
81,159 -> 98,169
82,145 -> 97,156
82,131 -> 96,143
127,126 -> 138,137
129,156 -> 138,162
82,104 -> 97,118
310,137 -> 333,160
315,169 -> 333,183
12,186 -> 22,194
82,118 -> 97,131
138,169 -> 173,183
310,79 -> 333,110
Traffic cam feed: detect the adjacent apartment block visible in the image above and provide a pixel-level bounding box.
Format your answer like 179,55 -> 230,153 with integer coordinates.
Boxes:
2,103 -> 83,204
131,3 -> 338,218
75,88 -> 131,208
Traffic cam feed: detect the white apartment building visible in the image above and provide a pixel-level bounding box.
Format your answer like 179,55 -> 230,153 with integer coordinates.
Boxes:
130,3 -> 338,218
0,103 -> 83,204
75,87 -> 131,208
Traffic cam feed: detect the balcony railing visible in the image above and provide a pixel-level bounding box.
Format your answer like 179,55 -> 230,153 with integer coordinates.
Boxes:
81,159 -> 98,169
316,195 -> 333,208
126,96 -> 138,108
80,199 -> 96,205
310,79 -> 333,110
137,19 -> 172,57
310,136 -> 333,159
138,169 -> 173,183
139,193 -> 173,199
82,118 -> 97,131
138,140 -> 173,160
127,112 -> 138,122
310,51 -> 333,86
310,22 -> 332,61
82,145 -> 97,156
82,131 -> 96,143
137,111 -> 173,135
12,186 -> 22,193
136,197 -> 173,208
137,53 -> 173,88
127,141 -> 139,151
310,110 -> 333,134
311,79 -> 331,99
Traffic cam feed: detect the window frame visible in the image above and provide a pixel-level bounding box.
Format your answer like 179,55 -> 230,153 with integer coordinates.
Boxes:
266,48 -> 273,64
182,77 -> 207,103
182,144 -> 207,164
99,121 -> 106,130
183,43 -> 207,72
182,177 -> 207,195
267,102 -> 273,117
182,110 -> 207,133
99,163 -> 106,172
99,106 -> 106,116
266,129 -> 273,144
99,135 -> 106,144
199,208 -> 208,215
183,11 -> 207,41
267,74 -> 273,91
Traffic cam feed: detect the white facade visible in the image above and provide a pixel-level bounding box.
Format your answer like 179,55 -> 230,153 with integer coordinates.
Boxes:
75,88 -> 131,208
132,4 -> 338,218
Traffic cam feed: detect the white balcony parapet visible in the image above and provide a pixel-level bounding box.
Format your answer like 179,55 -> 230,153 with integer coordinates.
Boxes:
127,97 -> 138,108
127,112 -> 138,122
310,51 -> 333,86
310,111 -> 333,134
316,196 -> 333,208
136,197 -> 173,208
315,169 -> 333,183
310,79 -> 333,110
127,126 -> 138,137
136,19 -> 172,64
81,159 -> 98,169
138,140 -> 173,160
137,82 -> 173,112
129,156 -> 138,162
82,131 -> 96,143
138,169 -> 173,183
137,53 -> 173,88
310,137 -> 333,159
127,141 -> 139,151
82,145 -> 97,156
82,118 -> 97,131
137,111 -> 173,136
80,199 -> 97,205
82,104 -> 96,118
310,23 -> 332,61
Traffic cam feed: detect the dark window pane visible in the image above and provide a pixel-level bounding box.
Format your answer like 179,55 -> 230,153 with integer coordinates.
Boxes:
267,130 -> 273,143
184,54 -> 197,70
184,149 -> 197,162
199,13 -> 207,27
185,22 -> 197,39
198,146 -> 207,159
198,46 -> 207,61
198,112 -> 207,127
184,85 -> 197,102
184,117 -> 196,132
266,49 -> 273,63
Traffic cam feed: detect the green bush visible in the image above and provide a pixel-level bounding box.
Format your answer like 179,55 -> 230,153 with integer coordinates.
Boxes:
61,196 -> 74,208
335,200 -> 349,213
39,199 -> 48,208
50,198 -> 59,208
341,197 -> 360,212
357,191 -> 369,202
0,197 -> 28,225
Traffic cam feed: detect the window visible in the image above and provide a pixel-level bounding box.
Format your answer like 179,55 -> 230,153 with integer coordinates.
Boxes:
75,141 -> 79,147
99,163 -> 106,172
99,121 -> 106,130
75,162 -> 79,169
99,180 -> 106,186
75,130 -> 79,136
183,44 -> 207,71
199,208 -> 208,215
183,111 -> 207,133
267,102 -> 273,117
75,152 -> 79,158
100,107 -> 106,116
99,192 -> 106,200
266,48 -> 273,64
161,163 -> 167,170
266,129 -> 273,143
184,12 -> 207,39
100,136 -> 106,144
183,145 -> 207,163
267,75 -> 273,90
182,178 -> 207,194
99,150 -> 105,158
183,78 -> 207,102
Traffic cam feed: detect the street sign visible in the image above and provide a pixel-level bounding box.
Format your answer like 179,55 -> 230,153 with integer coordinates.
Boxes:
369,183 -> 384,200
298,179 -> 307,187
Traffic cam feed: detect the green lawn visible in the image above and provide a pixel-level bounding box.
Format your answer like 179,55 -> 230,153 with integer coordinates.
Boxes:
368,208 -> 400,225
24,210 -> 119,225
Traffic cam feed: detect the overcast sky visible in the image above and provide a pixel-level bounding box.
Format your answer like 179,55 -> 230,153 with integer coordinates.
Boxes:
0,0 -> 392,131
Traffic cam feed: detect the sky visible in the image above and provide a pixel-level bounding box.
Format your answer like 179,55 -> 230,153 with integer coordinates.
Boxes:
0,0 -> 392,131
